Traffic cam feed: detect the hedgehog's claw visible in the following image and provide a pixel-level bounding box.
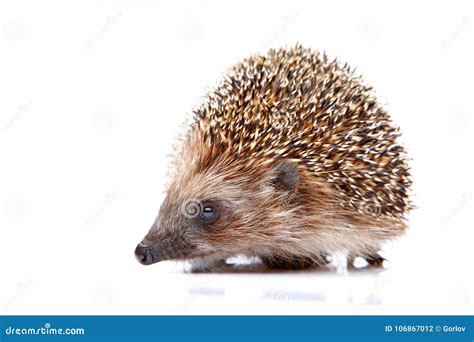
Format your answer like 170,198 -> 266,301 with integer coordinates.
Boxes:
365,254 -> 386,268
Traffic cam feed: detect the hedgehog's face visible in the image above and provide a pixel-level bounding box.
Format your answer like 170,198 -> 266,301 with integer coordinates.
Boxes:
134,161 -> 300,266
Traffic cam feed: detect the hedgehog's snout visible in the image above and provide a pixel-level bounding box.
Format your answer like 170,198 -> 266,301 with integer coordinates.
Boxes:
134,242 -> 162,265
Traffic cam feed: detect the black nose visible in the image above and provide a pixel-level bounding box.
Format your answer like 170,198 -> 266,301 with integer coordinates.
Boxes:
135,243 -> 161,265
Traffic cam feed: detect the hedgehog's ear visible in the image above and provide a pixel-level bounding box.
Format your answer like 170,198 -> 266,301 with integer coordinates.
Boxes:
270,161 -> 299,192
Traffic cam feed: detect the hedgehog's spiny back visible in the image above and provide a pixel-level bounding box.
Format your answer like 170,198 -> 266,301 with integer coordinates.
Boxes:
193,45 -> 411,219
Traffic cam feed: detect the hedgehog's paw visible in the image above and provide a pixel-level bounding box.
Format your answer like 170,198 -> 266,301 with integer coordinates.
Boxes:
365,253 -> 386,268
348,253 -> 387,270
261,255 -> 322,270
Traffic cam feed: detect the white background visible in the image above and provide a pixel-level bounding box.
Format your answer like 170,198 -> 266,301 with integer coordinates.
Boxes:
0,0 -> 473,315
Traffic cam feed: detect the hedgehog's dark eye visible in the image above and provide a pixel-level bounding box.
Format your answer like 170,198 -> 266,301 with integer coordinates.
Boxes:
199,205 -> 218,222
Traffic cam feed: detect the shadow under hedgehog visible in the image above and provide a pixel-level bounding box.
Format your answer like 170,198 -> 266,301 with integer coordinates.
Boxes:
135,44 -> 412,271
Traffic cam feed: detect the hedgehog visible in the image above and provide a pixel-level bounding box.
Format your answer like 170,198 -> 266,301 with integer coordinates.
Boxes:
135,45 -> 412,270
